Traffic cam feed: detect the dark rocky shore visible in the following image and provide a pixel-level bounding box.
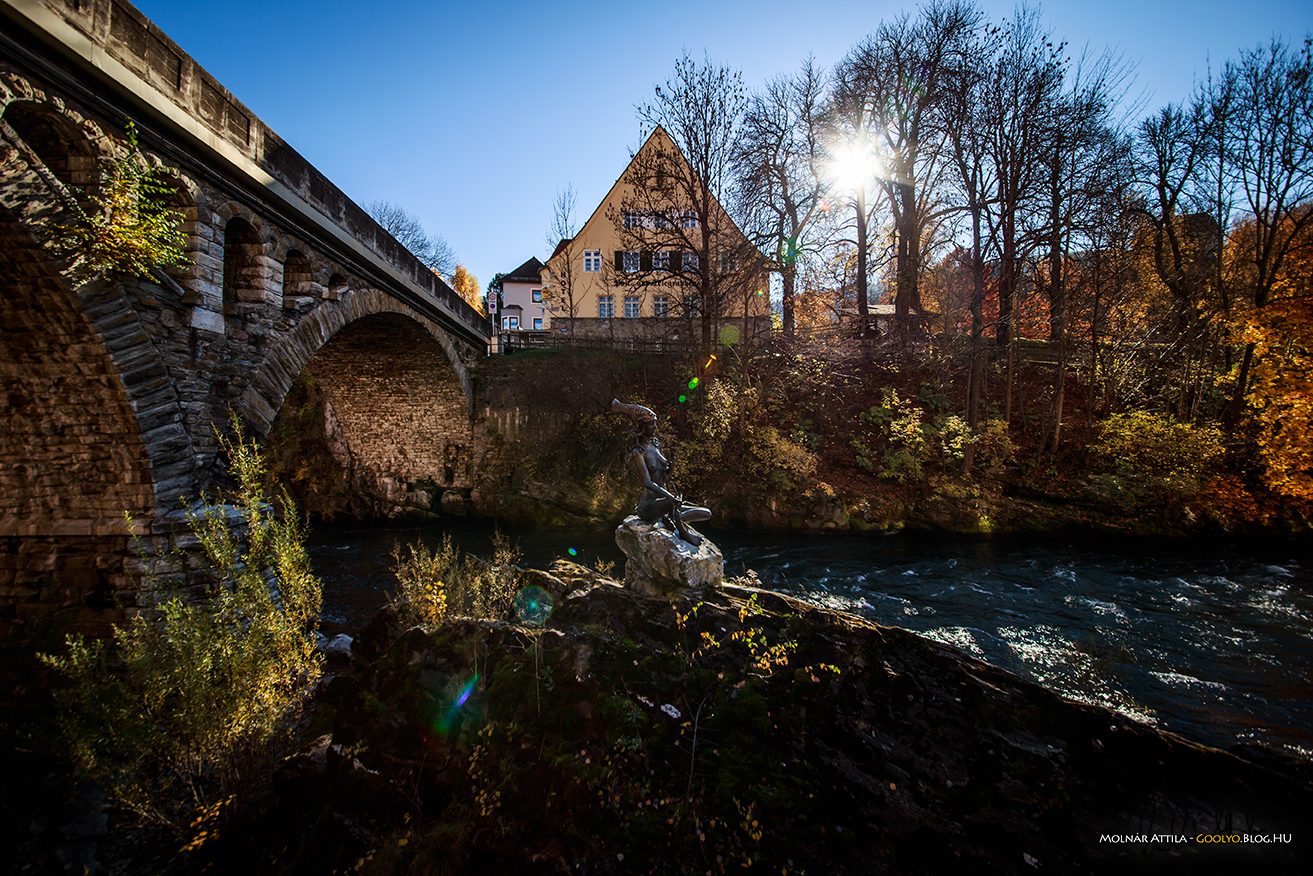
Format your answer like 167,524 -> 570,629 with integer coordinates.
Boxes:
6,569 -> 1311,874
251,573 -> 1313,872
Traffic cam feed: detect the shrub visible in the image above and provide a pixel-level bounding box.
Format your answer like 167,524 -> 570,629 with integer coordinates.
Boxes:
930,413 -> 974,465
48,121 -> 186,283
972,418 -> 1016,475
40,425 -> 322,832
1091,411 -> 1225,507
390,537 -> 453,628
746,426 -> 819,492
856,390 -> 930,483
389,529 -> 523,626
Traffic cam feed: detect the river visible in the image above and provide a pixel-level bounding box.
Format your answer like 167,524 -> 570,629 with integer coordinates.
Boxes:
307,521 -> 1313,760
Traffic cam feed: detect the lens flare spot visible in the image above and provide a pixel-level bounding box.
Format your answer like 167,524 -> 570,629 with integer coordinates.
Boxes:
454,676 -> 477,709
514,585 -> 553,626
688,377 -> 700,390
678,395 -> 687,403
433,673 -> 481,737
568,547 -> 578,556
719,324 -> 741,345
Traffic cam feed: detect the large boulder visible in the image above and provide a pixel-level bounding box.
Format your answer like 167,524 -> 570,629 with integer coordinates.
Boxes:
614,515 -> 723,597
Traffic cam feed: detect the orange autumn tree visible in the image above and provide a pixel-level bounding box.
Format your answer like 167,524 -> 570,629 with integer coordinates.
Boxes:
1241,205 -> 1313,506
451,264 -> 486,317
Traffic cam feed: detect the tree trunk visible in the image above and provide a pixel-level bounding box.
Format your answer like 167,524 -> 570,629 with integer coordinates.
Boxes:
997,210 -> 1016,349
781,264 -> 796,339
855,194 -> 869,338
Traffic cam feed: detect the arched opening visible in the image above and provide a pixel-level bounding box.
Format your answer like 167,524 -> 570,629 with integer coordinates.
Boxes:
264,312 -> 471,519
152,172 -> 197,298
282,249 -> 313,306
327,272 -> 349,299
1,101 -> 98,192
0,204 -> 154,638
223,216 -> 263,315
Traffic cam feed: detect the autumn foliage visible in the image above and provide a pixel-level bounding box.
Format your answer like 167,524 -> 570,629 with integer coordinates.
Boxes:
451,263 -> 486,317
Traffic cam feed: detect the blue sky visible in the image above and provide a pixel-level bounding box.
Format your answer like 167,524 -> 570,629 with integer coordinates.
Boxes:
132,0 -> 1308,289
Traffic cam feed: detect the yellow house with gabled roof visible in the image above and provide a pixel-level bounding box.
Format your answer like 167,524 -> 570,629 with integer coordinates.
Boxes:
541,126 -> 769,347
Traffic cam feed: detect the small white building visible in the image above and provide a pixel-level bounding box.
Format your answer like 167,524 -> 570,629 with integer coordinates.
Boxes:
493,257 -> 548,351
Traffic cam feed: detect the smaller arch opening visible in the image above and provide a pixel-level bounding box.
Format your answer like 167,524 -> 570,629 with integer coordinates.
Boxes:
282,249 -> 314,306
2,101 -> 98,198
151,173 -> 197,297
223,217 -> 263,315
327,272 -> 349,299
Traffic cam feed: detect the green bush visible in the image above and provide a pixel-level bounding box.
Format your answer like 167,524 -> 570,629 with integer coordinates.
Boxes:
40,426 -> 322,832
1091,411 -> 1225,508
856,390 -> 930,483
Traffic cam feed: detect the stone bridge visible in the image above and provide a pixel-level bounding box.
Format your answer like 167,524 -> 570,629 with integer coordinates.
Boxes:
0,0 -> 491,638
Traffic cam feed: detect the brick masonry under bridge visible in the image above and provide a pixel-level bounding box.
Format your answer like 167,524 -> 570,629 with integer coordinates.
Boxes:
0,0 -> 492,639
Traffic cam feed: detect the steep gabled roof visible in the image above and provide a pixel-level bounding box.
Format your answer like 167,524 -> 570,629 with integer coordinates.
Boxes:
545,125 -> 754,283
566,126 -> 673,251
504,257 -> 545,283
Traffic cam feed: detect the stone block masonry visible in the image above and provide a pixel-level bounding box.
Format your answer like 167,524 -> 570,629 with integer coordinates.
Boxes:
0,0 -> 491,640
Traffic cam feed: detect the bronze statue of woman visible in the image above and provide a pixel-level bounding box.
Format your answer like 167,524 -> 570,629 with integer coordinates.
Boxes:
611,399 -> 711,546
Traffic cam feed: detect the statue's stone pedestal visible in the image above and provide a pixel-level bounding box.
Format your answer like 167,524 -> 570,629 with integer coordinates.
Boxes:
614,515 -> 723,597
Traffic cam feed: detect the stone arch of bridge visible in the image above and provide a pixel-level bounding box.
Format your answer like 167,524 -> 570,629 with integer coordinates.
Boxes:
0,86 -> 200,636
0,81 -> 199,528
241,290 -> 475,502
0,201 -> 160,637
242,286 -> 474,437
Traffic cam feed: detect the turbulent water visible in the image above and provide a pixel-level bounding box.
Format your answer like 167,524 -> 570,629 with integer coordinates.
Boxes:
308,522 -> 1313,759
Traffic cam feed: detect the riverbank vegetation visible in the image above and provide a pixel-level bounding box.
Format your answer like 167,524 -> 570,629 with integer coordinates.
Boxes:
467,337 -> 1303,538
10,449 -> 1310,872
22,558 -> 1311,874
468,3 -> 1312,538
37,429 -> 322,834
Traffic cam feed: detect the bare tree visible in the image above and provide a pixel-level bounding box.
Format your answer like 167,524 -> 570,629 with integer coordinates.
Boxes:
365,199 -> 457,278
1131,96 -> 1228,421
618,52 -> 755,350
543,185 -> 583,340
732,59 -> 830,339
980,6 -> 1065,420
833,0 -> 982,342
1037,49 -> 1132,450
941,15 -> 1002,435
